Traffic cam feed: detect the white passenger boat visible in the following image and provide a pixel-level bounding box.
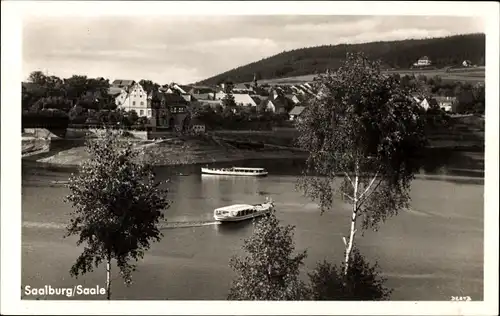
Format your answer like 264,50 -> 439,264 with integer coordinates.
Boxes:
214,201 -> 274,222
201,166 -> 268,176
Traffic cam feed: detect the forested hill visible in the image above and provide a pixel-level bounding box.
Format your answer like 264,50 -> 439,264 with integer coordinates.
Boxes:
198,33 -> 485,85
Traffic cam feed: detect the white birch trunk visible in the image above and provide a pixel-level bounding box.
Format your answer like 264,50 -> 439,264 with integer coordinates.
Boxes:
344,162 -> 359,275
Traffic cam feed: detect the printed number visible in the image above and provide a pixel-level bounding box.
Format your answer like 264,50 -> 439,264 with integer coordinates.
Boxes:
451,296 -> 472,301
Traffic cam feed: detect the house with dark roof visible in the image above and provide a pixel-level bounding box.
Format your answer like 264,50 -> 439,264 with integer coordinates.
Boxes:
233,83 -> 254,94
148,91 -> 190,129
289,106 -> 306,121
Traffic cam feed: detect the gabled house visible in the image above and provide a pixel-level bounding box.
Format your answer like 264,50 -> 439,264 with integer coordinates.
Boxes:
262,98 -> 287,114
115,82 -> 151,117
149,91 -> 190,129
412,96 -> 430,111
188,86 -> 217,99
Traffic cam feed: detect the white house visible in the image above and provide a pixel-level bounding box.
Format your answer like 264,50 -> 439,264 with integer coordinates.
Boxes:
115,82 -> 153,118
413,56 -> 432,67
262,99 -> 286,113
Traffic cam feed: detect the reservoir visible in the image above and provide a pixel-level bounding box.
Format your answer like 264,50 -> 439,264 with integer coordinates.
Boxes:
21,149 -> 484,300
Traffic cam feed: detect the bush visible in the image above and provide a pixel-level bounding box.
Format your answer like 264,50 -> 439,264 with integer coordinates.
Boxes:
308,249 -> 392,300
228,211 -> 310,300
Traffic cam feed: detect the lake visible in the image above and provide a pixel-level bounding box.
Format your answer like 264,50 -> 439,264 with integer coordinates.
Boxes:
21,149 -> 484,300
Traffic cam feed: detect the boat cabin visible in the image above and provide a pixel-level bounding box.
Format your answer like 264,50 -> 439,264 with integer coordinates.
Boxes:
214,204 -> 257,217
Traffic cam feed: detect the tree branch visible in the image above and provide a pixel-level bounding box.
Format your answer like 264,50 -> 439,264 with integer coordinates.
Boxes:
343,171 -> 354,188
342,192 -> 354,201
358,171 -> 379,201
357,177 -> 383,211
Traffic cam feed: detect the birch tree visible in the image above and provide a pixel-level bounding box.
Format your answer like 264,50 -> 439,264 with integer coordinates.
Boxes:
64,130 -> 169,299
228,212 -> 310,300
296,52 -> 428,275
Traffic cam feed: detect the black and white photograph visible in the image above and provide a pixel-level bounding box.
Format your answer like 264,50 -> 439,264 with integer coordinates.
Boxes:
1,1 -> 498,315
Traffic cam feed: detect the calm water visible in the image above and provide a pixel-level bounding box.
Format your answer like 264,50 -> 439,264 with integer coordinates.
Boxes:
21,149 -> 484,300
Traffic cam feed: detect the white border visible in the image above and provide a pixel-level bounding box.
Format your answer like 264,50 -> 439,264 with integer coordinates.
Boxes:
2,1 -> 499,315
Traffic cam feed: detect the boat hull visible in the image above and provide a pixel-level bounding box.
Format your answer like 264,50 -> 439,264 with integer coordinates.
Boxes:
215,209 -> 271,222
201,168 -> 268,177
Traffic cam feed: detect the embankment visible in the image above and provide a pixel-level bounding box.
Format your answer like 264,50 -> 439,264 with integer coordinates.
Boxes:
25,134 -> 306,168
21,115 -> 483,168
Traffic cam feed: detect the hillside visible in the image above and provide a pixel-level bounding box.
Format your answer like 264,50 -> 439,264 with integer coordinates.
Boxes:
198,33 -> 485,85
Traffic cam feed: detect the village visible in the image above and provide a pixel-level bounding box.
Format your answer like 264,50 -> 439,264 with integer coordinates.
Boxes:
25,54 -> 480,139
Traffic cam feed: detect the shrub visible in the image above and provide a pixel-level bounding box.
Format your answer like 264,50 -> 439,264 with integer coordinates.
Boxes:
228,211 -> 310,300
308,249 -> 392,300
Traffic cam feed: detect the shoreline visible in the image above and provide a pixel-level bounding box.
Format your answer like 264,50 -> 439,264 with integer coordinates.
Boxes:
21,143 -> 484,169
22,148 -> 309,169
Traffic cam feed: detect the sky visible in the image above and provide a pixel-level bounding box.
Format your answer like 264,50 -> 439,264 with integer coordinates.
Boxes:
22,15 -> 484,84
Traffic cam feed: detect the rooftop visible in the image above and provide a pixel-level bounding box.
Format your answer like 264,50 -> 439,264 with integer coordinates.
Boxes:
289,106 -> 306,116
112,79 -> 135,87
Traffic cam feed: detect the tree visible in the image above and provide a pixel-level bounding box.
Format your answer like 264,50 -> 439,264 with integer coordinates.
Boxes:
64,75 -> 89,102
139,80 -> 160,95
31,96 -> 72,112
28,71 -> 48,86
308,249 -> 392,300
228,211 -> 310,300
68,104 -> 87,124
296,52 -> 428,276
64,131 -> 170,300
221,84 -> 236,109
